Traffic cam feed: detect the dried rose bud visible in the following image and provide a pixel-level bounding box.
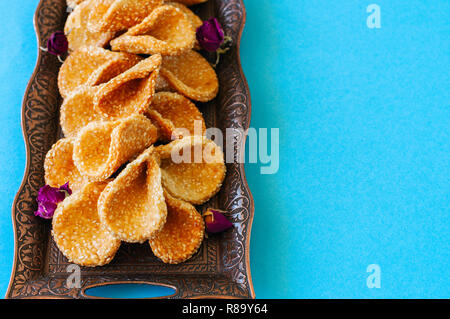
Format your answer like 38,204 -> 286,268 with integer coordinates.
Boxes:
46,31 -> 68,56
35,183 -> 72,219
203,209 -> 233,234
196,18 -> 225,52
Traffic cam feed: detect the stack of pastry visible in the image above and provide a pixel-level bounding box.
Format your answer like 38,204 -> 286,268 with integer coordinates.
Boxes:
45,0 -> 226,267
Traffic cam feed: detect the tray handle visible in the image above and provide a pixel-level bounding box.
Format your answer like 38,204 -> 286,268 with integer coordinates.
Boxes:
80,281 -> 179,299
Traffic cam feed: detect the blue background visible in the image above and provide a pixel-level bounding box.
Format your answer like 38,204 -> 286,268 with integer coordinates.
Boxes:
0,0 -> 448,298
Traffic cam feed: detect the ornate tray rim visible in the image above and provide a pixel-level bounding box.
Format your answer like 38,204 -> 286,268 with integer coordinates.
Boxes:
6,0 -> 255,299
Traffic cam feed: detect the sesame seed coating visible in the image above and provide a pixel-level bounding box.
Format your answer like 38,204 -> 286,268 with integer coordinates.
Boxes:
110,5 -> 195,56
145,92 -> 206,139
44,137 -> 88,192
94,54 -> 162,119
149,191 -> 205,264
166,2 -> 202,31
165,1 -> 203,50
60,85 -> 105,138
155,73 -> 174,92
65,0 -> 115,52
60,53 -> 156,138
156,136 -> 226,205
145,108 -> 177,142
88,0 -> 163,33
52,181 -> 121,267
48,0 -> 225,267
98,147 -> 168,243
159,50 -> 219,102
73,114 -> 158,181
58,46 -> 141,98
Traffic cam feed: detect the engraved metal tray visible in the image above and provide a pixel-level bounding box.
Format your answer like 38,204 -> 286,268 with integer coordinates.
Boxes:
6,0 -> 254,299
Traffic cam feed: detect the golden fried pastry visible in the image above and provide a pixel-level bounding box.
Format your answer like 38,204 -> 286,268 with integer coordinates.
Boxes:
73,114 -> 158,181
156,136 -> 226,204
58,46 -> 141,98
46,0 -> 229,268
166,1 -> 203,49
98,147 -> 167,243
52,181 -> 121,267
110,5 -> 195,56
67,0 -> 86,8
155,74 -> 174,92
159,50 -> 219,102
166,2 -> 202,31
61,54 -> 159,137
65,1 -> 115,52
44,138 -> 87,192
146,92 -> 205,140
94,54 -> 162,119
88,0 -> 163,32
145,109 -> 177,142
149,191 -> 204,264
60,86 -> 105,138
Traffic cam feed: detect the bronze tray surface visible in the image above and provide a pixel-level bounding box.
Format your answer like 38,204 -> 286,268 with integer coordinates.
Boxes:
7,0 -> 254,299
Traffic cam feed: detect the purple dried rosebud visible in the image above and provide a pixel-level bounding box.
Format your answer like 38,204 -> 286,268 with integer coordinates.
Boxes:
203,209 -> 233,234
35,200 -> 58,220
34,183 -> 72,219
46,31 -> 68,56
196,18 -> 225,52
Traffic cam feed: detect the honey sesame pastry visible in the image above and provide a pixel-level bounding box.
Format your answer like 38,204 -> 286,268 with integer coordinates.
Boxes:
149,191 -> 205,264
65,0 -> 115,52
60,85 -> 105,138
156,136 -> 226,205
110,5 -> 195,56
88,0 -> 163,33
73,114 -> 158,181
145,92 -> 206,140
58,46 -> 142,98
44,138 -> 88,193
52,181 -> 121,267
61,55 -> 159,137
98,147 -> 168,243
165,1 -> 203,49
159,50 -> 219,102
155,73 -> 174,92
145,109 -> 177,142
165,2 -> 202,33
94,54 -> 162,119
